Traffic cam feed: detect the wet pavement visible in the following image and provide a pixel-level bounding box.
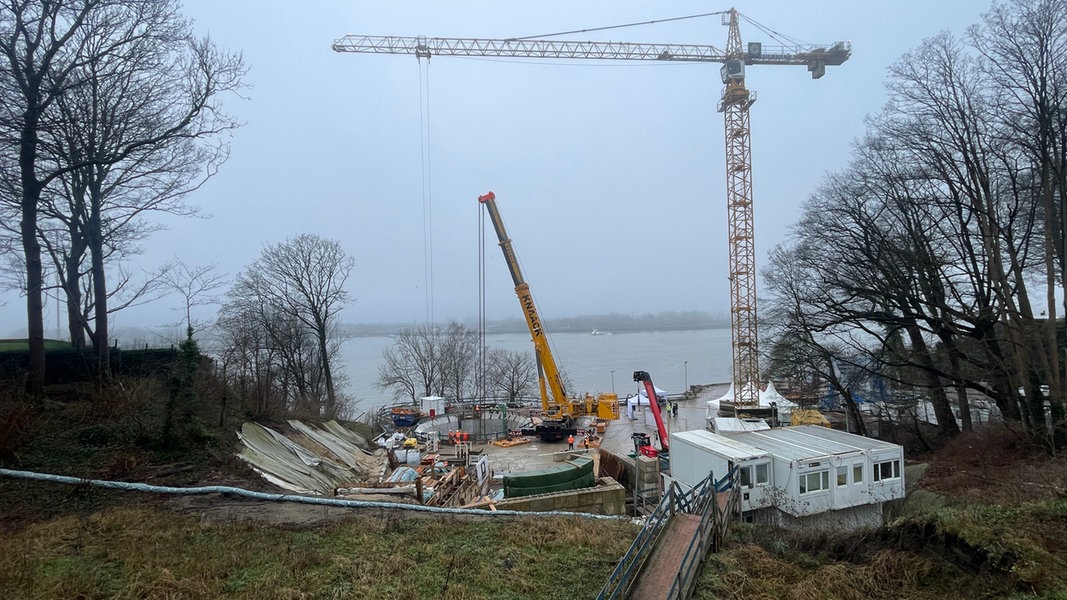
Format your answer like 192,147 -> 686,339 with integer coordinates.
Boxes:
458,384 -> 730,477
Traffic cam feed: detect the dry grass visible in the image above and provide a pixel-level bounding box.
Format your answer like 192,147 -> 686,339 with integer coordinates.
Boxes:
0,504 -> 637,600
0,397 -> 36,462
699,532 -> 1024,600
918,422 -> 1067,504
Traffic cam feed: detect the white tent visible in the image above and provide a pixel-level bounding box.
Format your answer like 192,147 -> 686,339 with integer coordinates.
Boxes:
637,384 -> 668,400
706,381 -> 798,421
628,383 -> 670,420
761,381 -> 798,419
625,394 -> 649,419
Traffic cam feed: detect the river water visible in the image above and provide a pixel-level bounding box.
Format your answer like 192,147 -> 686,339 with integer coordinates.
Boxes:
341,327 -> 733,415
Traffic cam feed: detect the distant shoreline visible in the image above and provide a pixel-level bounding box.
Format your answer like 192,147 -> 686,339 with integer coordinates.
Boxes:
345,323 -> 732,338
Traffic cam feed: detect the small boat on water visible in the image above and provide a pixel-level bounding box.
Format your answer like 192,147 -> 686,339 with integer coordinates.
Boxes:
390,406 -> 423,428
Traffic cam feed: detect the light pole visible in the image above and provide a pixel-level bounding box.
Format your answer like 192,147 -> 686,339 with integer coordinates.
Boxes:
610,370 -> 616,394
683,361 -> 688,392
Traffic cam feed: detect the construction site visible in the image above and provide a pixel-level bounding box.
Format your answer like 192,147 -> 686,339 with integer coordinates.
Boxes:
9,0 -> 1067,598
296,8 -> 862,598
16,8 -> 864,598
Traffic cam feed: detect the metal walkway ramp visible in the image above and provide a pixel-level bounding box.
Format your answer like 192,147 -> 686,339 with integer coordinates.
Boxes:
598,471 -> 739,600
627,513 -> 702,600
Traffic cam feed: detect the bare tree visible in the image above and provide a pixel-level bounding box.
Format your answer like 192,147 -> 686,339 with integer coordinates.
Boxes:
216,296 -> 284,419
762,8 -> 1067,449
761,245 -> 869,436
487,347 -> 535,403
160,259 -> 226,335
223,235 -> 353,417
0,0 -> 97,396
0,0 -> 244,394
439,322 -> 481,401
375,323 -> 520,405
970,0 -> 1067,445
377,324 -> 444,403
44,3 -> 241,376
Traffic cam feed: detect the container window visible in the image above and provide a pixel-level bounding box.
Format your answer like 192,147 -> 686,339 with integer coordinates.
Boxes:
755,462 -> 769,485
739,465 -> 752,487
799,470 -> 829,495
873,459 -> 901,482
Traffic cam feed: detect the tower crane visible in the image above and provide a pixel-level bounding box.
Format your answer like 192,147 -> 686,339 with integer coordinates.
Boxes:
333,9 -> 850,408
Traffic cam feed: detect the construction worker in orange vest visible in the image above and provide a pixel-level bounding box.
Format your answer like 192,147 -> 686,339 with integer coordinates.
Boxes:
567,434 -> 575,450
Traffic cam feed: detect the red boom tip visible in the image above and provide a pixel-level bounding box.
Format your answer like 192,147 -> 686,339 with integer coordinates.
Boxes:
478,191 -> 495,203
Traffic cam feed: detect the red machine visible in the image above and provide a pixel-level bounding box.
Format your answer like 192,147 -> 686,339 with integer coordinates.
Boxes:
633,371 -> 669,456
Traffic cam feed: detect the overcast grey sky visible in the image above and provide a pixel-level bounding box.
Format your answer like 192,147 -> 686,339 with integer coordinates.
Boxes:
1,1 -> 996,336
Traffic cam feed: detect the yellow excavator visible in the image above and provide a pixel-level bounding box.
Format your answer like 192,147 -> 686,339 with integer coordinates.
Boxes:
478,191 -> 620,442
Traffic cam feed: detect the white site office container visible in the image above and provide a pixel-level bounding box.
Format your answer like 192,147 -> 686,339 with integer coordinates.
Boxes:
729,426 -> 905,530
669,429 -> 774,512
787,425 -> 908,505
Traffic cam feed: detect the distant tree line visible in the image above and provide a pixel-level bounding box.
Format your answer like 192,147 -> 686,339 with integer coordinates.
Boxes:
761,0 -> 1067,451
345,310 -> 730,337
375,322 -> 536,405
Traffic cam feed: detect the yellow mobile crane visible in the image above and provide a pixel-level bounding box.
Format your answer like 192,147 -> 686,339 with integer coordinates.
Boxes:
334,10 -> 850,412
478,191 -> 619,442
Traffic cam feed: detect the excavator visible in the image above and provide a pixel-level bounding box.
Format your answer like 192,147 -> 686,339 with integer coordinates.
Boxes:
633,371 -> 669,458
478,191 -> 620,442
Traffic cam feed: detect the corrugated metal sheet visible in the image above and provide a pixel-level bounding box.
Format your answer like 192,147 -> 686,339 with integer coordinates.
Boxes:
237,421 -> 389,495
784,424 -> 900,451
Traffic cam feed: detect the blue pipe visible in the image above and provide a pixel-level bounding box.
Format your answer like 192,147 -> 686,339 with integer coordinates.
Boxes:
0,467 -> 627,521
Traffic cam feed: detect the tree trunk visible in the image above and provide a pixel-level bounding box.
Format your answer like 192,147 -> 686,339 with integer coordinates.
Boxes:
317,324 -> 336,417
843,388 -> 868,437
64,245 -> 86,349
940,334 -> 974,433
905,323 -> 960,437
89,184 -> 110,381
19,111 -> 45,399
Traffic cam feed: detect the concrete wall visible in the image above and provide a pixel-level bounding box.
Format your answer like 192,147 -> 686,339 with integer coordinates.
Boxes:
491,477 -> 627,515
750,502 -> 883,532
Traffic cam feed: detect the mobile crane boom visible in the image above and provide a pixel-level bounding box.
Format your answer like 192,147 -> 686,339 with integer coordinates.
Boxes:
478,192 -> 619,441
478,191 -> 568,419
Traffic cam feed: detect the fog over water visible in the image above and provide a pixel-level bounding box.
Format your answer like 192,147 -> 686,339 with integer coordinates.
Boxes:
342,327 -> 733,415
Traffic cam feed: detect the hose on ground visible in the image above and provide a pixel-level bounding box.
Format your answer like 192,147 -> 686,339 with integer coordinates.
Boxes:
0,467 -> 628,521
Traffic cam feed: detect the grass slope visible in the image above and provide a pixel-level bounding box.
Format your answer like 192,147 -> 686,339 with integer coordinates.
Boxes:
0,506 -> 635,599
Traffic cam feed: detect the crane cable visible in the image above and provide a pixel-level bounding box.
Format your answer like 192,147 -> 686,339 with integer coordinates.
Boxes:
418,56 -> 434,324
511,10 -> 727,41
478,200 -> 487,402
738,13 -> 809,47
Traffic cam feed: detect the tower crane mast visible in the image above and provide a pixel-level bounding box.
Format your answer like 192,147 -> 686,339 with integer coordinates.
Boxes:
333,10 -> 850,408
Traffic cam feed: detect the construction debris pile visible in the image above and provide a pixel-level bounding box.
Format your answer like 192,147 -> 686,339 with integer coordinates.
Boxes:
236,420 -> 491,507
